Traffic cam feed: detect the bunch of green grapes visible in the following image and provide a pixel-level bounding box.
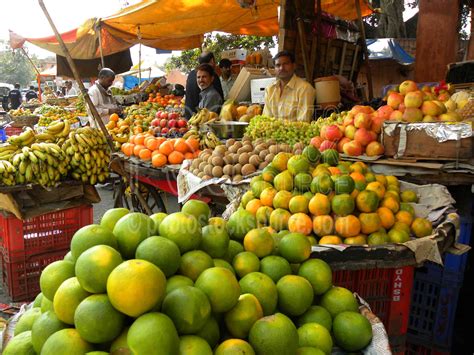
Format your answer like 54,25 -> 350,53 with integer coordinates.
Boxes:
245,115 -> 321,146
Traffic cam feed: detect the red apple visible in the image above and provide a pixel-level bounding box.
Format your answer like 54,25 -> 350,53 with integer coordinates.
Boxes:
402,107 -> 423,122
151,118 -> 160,127
387,92 -> 404,110
376,105 -> 394,120
159,119 -> 168,128
344,125 -> 356,139
354,128 -> 374,146
404,91 -> 424,108
343,140 -> 363,156
337,137 -> 351,153
399,80 -> 418,95
177,119 -> 187,128
310,136 -> 324,149
389,110 -> 403,121
319,140 -> 336,151
366,141 -> 385,156
325,125 -> 343,142
161,127 -> 169,134
354,113 -> 372,130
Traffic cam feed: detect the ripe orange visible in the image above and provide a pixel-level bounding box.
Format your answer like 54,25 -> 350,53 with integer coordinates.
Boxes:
133,144 -> 146,156
411,218 -> 433,238
184,152 -> 194,160
245,199 -> 263,215
358,213 -> 382,234
122,143 -> 134,157
152,153 -> 167,167
288,213 -> 313,235
134,133 -> 146,146
312,215 -> 334,237
159,140 -> 174,156
145,137 -> 159,151
335,215 -> 361,238
308,193 -> 331,216
109,113 -> 119,122
138,148 -> 152,161
186,137 -> 200,152
395,210 -> 414,226
377,207 -> 395,229
174,138 -> 188,154
168,151 -> 184,165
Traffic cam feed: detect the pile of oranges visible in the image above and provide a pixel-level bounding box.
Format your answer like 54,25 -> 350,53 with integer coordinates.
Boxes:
121,133 -> 200,167
147,93 -> 183,107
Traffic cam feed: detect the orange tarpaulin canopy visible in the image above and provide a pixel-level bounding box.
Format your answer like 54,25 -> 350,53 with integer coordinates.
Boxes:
10,0 -> 279,59
319,0 -> 374,21
9,0 -> 371,60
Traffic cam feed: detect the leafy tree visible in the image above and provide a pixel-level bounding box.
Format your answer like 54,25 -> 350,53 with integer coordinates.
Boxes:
165,33 -> 275,73
0,45 -> 37,87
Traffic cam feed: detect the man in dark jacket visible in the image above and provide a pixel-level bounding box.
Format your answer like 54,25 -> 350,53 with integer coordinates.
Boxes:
8,83 -> 22,109
184,52 -> 224,119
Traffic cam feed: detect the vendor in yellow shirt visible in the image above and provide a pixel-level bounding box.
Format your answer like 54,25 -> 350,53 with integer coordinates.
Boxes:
262,51 -> 316,122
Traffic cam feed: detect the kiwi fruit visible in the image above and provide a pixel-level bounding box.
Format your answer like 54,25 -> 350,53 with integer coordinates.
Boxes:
211,156 -> 224,166
233,163 -> 242,175
259,161 -> 269,170
238,153 -> 250,165
268,145 -> 279,155
265,153 -> 275,162
198,162 -> 207,171
241,163 -> 256,176
222,175 -> 231,181
214,145 -> 226,155
212,166 -> 223,178
197,172 -> 205,178
226,139 -> 236,148
192,168 -> 200,175
249,155 -> 261,167
233,141 -> 243,150
259,149 -> 269,160
223,165 -> 233,176
203,164 -> 213,176
202,175 -> 212,180
233,174 -> 243,182
223,154 -> 233,165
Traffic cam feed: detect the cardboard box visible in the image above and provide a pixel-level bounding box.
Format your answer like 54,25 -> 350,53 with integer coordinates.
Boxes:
228,67 -> 275,103
382,122 -> 472,160
221,49 -> 247,61
251,77 -> 276,104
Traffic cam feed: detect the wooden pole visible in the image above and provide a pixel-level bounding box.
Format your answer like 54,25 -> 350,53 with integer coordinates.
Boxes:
97,23 -> 105,68
313,0 -> 322,79
38,0 -> 153,214
20,48 -> 43,100
355,0 -> 373,100
37,0 -> 114,150
294,0 -> 312,82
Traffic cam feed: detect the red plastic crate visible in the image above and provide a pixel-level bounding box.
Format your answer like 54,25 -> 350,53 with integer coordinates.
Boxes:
5,126 -> 23,137
0,205 -> 93,261
2,249 -> 69,301
333,266 -> 414,346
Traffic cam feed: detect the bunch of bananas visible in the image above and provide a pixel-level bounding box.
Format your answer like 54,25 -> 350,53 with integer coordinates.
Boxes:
35,120 -> 72,146
7,128 -> 36,147
0,160 -> 16,186
183,129 -> 222,149
11,143 -> 68,186
0,143 -> 21,162
188,108 -> 218,127
62,127 -> 110,185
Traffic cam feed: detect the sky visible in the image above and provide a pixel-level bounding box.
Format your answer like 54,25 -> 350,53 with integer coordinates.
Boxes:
0,0 -> 425,67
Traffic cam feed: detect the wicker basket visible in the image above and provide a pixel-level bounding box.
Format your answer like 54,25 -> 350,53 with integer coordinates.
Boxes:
9,115 -> 39,128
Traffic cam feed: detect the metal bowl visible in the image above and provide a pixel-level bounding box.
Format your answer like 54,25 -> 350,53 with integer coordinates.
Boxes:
208,121 -> 249,139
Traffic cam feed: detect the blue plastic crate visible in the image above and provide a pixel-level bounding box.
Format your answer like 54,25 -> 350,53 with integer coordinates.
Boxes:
408,265 -> 463,350
443,220 -> 472,275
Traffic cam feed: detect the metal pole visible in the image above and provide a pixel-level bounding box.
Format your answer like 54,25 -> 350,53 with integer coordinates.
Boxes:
37,0 -> 114,150
355,0 -> 373,100
137,26 -> 142,84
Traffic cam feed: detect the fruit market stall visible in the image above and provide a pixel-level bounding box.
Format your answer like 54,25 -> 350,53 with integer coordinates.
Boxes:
1,200 -> 393,355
